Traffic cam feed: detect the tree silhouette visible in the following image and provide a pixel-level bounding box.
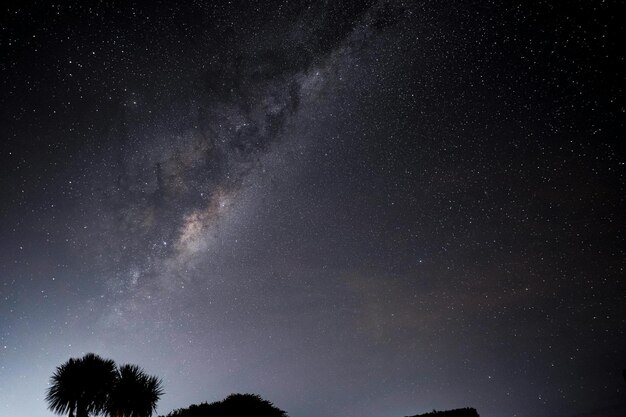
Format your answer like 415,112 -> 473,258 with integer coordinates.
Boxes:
162,393 -> 287,417
107,364 -> 164,417
47,354 -> 163,417
406,408 -> 480,417
46,353 -> 117,417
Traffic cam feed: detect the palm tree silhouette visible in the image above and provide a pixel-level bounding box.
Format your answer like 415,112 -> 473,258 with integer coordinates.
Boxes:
47,354 -> 163,417
46,353 -> 117,417
106,364 -> 164,417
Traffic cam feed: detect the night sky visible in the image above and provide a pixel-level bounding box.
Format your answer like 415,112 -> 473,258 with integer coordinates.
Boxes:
1,1 -> 624,417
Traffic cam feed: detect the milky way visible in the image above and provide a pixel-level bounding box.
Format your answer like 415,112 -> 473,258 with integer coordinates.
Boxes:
85,2 -> 396,336
1,2 -> 624,417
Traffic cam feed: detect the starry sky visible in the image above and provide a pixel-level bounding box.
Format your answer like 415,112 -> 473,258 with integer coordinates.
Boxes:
0,1 -> 624,417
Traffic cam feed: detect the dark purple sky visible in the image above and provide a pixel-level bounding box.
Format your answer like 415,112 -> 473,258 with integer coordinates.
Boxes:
1,1 -> 624,417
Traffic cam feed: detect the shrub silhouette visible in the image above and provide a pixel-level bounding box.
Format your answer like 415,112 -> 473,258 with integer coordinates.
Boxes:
162,393 -> 287,417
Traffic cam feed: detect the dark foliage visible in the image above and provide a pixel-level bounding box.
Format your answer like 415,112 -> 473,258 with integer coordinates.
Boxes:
162,393 -> 287,417
107,364 -> 164,417
46,353 -> 117,417
407,408 -> 480,417
46,353 -> 163,417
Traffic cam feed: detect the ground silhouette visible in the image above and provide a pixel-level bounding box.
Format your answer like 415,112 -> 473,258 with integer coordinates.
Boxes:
161,393 -> 287,417
407,408 -> 480,417
48,354 -> 484,417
